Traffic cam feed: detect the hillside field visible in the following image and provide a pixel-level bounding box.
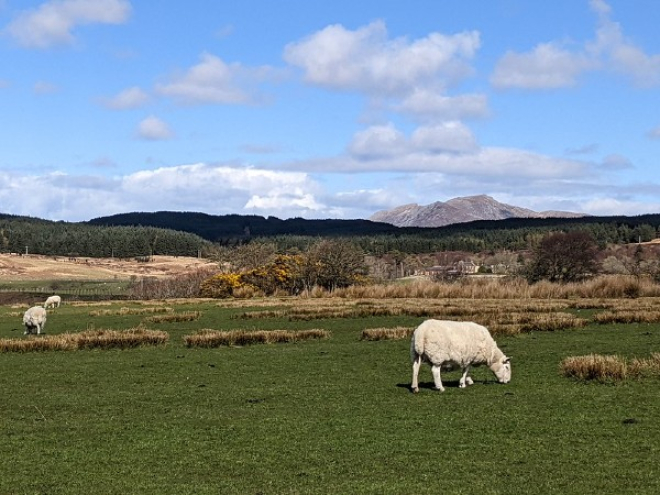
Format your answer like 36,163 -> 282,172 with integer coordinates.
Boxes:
0,254 -> 217,281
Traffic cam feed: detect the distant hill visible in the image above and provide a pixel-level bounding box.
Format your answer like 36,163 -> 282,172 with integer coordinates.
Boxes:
369,195 -> 585,227
87,211 -> 404,242
3,208 -> 660,257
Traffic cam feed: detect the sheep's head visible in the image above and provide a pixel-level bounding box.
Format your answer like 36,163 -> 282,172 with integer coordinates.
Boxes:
491,357 -> 511,384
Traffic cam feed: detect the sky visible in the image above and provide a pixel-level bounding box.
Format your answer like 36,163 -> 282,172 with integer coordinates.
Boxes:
1,0 -> 660,222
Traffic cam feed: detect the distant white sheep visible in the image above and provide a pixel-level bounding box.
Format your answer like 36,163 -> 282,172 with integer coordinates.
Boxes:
410,319 -> 511,393
44,295 -> 61,309
23,306 -> 47,335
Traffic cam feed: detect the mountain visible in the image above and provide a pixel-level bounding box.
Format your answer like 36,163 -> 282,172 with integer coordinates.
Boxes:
369,195 -> 585,228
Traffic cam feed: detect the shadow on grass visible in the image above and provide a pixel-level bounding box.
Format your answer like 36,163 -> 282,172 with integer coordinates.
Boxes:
397,380 -> 462,392
397,379 -> 504,393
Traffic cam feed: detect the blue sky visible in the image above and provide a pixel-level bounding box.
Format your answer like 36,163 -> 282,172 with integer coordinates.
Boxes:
1,0 -> 660,222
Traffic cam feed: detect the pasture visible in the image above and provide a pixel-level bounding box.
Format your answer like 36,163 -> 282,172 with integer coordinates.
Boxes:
1,296 -> 660,494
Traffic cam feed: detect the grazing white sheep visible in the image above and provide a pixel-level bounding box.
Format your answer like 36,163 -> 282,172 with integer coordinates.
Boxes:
23,306 -> 47,335
410,319 -> 511,393
44,295 -> 61,309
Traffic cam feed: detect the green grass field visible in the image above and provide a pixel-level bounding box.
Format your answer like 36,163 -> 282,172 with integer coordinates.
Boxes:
1,298 -> 659,494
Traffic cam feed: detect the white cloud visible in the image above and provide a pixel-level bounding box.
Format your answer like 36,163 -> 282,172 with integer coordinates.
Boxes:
396,89 -> 488,122
0,158 -> 658,223
156,53 -> 275,105
589,0 -> 611,17
120,164 -> 326,218
136,116 -> 174,141
347,124 -> 407,159
491,0 -> 660,89
102,86 -> 149,110
582,197 -> 660,216
341,123 -> 576,177
410,122 -> 478,154
347,122 -> 478,159
565,143 -> 599,155
5,0 -> 131,48
600,154 -> 633,170
647,127 -> 660,140
0,164 -> 330,221
284,20 -> 479,95
589,5 -> 660,86
303,142 -> 589,180
491,43 -> 595,89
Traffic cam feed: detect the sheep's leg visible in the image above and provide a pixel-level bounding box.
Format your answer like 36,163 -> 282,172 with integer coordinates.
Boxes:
36,323 -> 41,335
431,365 -> 445,392
459,366 -> 473,388
411,354 -> 422,393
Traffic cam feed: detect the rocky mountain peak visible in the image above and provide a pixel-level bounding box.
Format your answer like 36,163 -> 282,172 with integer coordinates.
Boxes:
369,195 -> 583,228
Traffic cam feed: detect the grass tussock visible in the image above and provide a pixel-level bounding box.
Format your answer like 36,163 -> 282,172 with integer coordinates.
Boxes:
489,315 -> 588,337
560,353 -> 660,382
144,311 -> 201,323
361,326 -> 414,341
0,326 -> 169,352
0,335 -> 76,352
74,327 -> 170,349
89,306 -> 173,317
184,328 -> 330,348
628,353 -> 660,378
332,275 -> 660,300
593,310 -> 660,324
236,302 -> 588,337
560,354 -> 628,383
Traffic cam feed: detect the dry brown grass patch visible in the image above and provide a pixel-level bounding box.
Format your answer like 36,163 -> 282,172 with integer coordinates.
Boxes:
144,311 -> 201,323
560,353 -> 660,382
0,326 -> 168,352
184,328 -> 330,347
593,310 -> 660,324
560,354 -> 628,382
360,326 -> 414,341
89,306 -> 173,316
74,327 -> 169,349
628,353 -> 660,378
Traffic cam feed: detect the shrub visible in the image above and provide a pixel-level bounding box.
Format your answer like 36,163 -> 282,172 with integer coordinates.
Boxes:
200,273 -> 244,298
128,267 -> 219,299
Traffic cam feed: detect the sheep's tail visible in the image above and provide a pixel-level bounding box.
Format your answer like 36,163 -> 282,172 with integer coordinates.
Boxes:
410,326 -> 425,362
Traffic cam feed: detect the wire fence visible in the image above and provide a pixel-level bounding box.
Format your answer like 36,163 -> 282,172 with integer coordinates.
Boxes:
0,284 -> 129,299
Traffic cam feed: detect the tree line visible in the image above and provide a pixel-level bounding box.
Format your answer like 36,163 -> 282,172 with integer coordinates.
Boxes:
1,211 -> 659,259
87,210 -> 660,253
0,216 -> 212,258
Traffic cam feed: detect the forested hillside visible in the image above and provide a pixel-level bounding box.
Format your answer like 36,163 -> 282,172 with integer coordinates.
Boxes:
87,211 -> 402,240
2,210 -> 660,258
0,214 -> 212,258
89,211 -> 660,254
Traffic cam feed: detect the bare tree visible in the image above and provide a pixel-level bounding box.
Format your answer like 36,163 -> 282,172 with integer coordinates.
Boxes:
526,231 -> 599,283
305,239 -> 367,291
226,241 -> 277,271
